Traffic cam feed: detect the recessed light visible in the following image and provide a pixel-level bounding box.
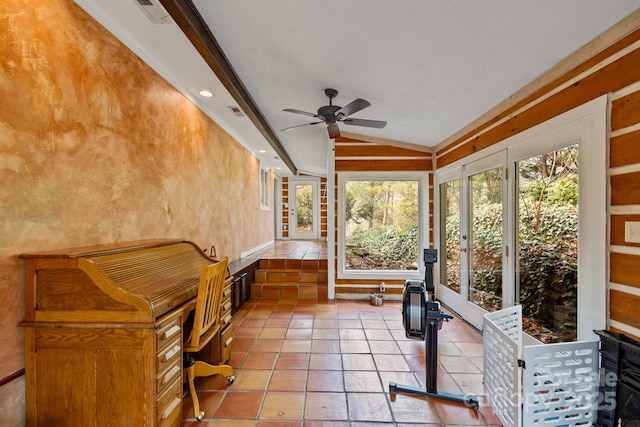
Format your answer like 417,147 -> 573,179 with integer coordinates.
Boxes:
276,167 -> 282,170
199,90 -> 213,97
258,150 -> 266,153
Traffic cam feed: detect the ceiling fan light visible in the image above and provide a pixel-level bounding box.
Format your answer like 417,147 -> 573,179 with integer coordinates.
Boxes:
327,123 -> 340,139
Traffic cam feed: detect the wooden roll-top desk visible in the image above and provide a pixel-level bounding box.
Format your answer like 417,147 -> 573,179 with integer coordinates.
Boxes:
19,239 -> 234,427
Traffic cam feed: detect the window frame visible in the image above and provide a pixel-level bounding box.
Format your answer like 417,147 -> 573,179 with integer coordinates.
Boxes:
260,166 -> 270,211
337,171 -> 429,280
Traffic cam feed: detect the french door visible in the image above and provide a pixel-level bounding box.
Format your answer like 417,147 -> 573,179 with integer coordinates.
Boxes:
289,179 -> 319,240
435,97 -> 607,341
438,152 -> 507,329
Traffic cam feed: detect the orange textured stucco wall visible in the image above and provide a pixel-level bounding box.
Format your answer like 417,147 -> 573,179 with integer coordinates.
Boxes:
0,0 -> 274,410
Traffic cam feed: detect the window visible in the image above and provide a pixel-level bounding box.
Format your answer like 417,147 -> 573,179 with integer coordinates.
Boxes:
260,167 -> 270,210
337,171 -> 428,280
439,177 -> 461,294
516,145 -> 579,342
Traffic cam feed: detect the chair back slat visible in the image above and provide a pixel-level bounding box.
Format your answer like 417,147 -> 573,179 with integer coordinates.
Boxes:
189,257 -> 228,350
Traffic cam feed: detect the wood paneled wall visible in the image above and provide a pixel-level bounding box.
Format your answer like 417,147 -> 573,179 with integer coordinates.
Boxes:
333,137 -> 434,296
609,84 -> 640,339
282,178 -> 289,238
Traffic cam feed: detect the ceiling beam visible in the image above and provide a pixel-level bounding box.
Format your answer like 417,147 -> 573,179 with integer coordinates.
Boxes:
158,0 -> 297,174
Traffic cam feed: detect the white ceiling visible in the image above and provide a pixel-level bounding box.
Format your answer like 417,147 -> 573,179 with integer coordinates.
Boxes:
74,0 -> 640,176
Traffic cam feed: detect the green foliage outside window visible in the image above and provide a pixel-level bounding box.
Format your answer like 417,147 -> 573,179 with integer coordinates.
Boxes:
344,180 -> 419,270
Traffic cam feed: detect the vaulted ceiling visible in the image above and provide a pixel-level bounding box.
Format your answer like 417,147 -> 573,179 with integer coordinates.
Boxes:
74,0 -> 640,176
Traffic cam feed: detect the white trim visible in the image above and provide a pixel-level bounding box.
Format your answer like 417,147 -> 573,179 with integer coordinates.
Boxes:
240,240 -> 274,258
610,122 -> 640,138
437,41 -> 640,159
433,166 -> 464,314
327,139 -> 336,299
274,177 -> 283,240
435,9 -> 640,157
460,151 -> 509,329
336,170 -> 428,281
610,282 -> 640,297
260,166 -> 271,211
288,177 -> 320,240
610,164 -> 640,175
608,320 -> 640,339
611,205 -> 640,215
335,156 -> 430,161
610,245 -> 640,255
611,80 -> 640,100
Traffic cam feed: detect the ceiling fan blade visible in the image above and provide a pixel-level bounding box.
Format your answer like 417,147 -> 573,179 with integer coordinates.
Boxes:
327,123 -> 340,139
281,121 -> 323,132
283,108 -> 320,118
335,98 -> 371,118
342,118 -> 387,129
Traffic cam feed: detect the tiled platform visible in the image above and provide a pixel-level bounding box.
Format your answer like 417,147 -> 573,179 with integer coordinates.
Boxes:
250,241 -> 329,301
251,240 -> 328,260
181,298 -> 501,426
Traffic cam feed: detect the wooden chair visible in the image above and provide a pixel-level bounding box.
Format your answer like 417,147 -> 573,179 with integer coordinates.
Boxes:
183,257 -> 235,421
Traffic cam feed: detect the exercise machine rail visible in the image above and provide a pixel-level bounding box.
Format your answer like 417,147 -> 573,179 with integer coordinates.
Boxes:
388,249 -> 480,409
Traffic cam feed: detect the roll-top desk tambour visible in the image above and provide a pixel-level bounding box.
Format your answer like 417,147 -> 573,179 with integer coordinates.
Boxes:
19,239 -> 231,427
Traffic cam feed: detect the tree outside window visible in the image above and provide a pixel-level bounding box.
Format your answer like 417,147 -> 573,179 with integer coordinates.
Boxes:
343,179 -> 419,271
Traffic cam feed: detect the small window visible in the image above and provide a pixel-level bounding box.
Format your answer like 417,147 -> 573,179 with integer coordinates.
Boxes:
260,167 -> 270,210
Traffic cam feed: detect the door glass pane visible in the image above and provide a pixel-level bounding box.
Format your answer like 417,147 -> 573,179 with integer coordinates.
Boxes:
295,184 -> 314,233
344,180 -> 419,271
517,145 -> 578,343
468,167 -> 503,311
440,180 -> 461,293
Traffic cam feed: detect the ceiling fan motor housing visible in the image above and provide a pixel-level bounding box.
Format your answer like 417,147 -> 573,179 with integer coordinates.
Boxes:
318,105 -> 341,122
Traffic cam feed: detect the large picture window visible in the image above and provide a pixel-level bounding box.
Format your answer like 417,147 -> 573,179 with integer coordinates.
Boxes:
338,172 -> 427,279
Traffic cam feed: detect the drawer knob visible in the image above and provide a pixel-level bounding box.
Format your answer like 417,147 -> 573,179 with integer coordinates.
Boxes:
162,397 -> 181,420
163,365 -> 181,384
163,325 -> 180,340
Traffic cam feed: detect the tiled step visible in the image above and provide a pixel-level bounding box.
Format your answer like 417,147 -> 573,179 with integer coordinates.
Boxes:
252,258 -> 328,301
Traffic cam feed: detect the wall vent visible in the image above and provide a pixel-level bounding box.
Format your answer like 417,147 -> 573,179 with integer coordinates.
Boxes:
227,106 -> 245,117
134,0 -> 173,25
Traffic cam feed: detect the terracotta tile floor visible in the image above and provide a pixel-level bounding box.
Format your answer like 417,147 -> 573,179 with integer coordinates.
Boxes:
249,240 -> 328,260
181,299 -> 502,426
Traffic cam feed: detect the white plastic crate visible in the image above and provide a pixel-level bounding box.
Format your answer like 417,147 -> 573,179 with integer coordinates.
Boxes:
484,306 -> 599,427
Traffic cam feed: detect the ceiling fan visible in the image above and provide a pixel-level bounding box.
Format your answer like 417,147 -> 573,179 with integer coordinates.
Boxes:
281,88 -> 387,139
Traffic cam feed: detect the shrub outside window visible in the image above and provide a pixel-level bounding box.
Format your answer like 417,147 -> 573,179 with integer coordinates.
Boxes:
337,172 -> 427,280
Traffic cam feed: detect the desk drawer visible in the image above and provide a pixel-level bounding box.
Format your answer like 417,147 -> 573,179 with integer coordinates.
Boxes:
157,337 -> 181,373
156,377 -> 182,427
222,283 -> 233,299
156,316 -> 182,352
220,302 -> 233,327
156,358 -> 182,394
221,324 -> 233,363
